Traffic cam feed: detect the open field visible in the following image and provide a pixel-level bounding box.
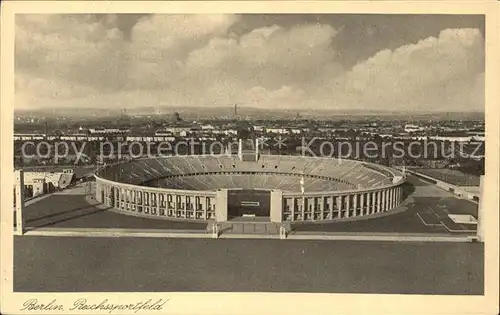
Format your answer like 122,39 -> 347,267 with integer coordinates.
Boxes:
413,168 -> 481,186
14,236 -> 483,294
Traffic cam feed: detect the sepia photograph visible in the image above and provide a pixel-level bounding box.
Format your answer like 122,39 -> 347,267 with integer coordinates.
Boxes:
1,1 -> 499,315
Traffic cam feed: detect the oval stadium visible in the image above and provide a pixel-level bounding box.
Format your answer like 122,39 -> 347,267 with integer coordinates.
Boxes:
95,139 -> 406,224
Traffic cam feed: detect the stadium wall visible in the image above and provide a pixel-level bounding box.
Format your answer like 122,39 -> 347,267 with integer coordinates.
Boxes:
280,181 -> 404,222
94,163 -> 406,223
95,176 -> 219,221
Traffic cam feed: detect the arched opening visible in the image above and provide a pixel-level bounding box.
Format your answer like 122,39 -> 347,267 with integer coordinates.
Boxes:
227,189 -> 271,218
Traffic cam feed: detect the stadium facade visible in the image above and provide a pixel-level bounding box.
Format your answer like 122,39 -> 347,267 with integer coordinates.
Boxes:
94,139 -> 406,223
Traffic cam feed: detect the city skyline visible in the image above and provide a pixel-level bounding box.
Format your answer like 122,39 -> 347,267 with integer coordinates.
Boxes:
15,14 -> 485,112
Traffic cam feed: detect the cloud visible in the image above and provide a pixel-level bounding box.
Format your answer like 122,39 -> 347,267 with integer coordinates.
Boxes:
16,14 -> 127,92
14,14 -> 484,112
334,28 -> 484,110
129,14 -> 239,62
15,71 -> 100,109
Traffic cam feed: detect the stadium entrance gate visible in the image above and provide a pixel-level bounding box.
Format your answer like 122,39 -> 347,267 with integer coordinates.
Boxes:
227,189 -> 271,218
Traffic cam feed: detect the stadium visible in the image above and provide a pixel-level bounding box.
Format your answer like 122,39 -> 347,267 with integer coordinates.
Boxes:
94,139 -> 406,227
12,137 -> 484,294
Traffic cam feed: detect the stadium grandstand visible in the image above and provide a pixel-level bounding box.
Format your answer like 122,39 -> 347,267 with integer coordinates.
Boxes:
93,138 -> 406,224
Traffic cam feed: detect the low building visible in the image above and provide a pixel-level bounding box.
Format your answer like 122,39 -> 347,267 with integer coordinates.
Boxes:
404,124 -> 425,133
15,169 -> 75,199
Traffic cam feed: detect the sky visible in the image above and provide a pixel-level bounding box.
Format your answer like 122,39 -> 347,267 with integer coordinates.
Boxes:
15,14 -> 485,112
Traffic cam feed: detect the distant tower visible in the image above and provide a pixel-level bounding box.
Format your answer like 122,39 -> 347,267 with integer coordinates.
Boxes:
44,121 -> 48,140
234,104 -> 238,119
172,112 -> 181,122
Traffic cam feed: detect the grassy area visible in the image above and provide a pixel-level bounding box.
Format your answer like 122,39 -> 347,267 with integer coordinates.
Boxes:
14,236 -> 484,294
413,168 -> 480,186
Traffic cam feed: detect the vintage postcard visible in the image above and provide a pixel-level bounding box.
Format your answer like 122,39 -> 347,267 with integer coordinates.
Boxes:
1,1 -> 499,315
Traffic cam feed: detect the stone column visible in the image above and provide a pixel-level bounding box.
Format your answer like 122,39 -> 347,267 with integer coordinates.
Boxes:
270,190 -> 283,223
100,183 -> 104,204
360,193 -> 365,215
377,191 -> 382,213
103,185 -> 107,205
353,194 -> 358,216
255,138 -> 260,160
155,192 -> 160,214
204,196 -> 210,219
368,191 -> 376,214
368,191 -> 375,214
108,185 -> 112,206
179,195 -> 184,217
381,190 -> 386,212
372,192 -> 376,213
329,196 -> 334,219
121,188 -> 125,209
387,189 -> 391,210
184,195 -> 190,218
110,186 -> 114,207
345,195 -> 350,218
130,190 -> 134,209
112,186 -> 116,207
117,188 -> 122,209
124,189 -> 128,210
148,192 -> 153,213
302,196 -> 306,220
366,192 -> 372,215
130,190 -> 135,210
391,188 -> 395,209
378,190 -> 384,212
104,185 -> 109,206
238,139 -> 243,160
95,181 -> 102,202
395,187 -> 399,207
194,196 -> 200,219
215,189 -> 228,222
146,191 -> 151,213
320,196 -> 325,220
115,187 -> 120,208
336,196 -> 342,219
386,189 -> 390,210
14,170 -> 25,235
132,190 -> 137,210
477,175 -> 485,242
388,189 -> 391,209
137,191 -> 143,211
